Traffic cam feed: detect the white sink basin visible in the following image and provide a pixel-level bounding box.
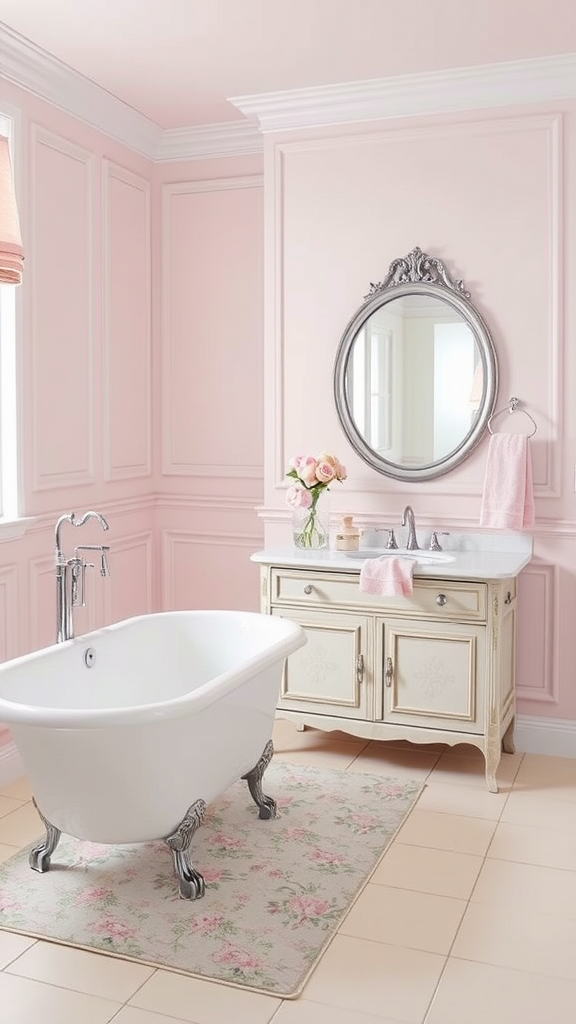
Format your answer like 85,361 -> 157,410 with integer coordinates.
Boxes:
346,548 -> 456,565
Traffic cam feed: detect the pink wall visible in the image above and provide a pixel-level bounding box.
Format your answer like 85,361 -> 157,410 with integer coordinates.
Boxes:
153,155 -> 266,610
1,68 -> 575,756
261,104 -> 576,723
154,158 -> 265,613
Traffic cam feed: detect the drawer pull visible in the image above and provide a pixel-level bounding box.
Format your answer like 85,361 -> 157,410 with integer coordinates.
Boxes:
303,584 -> 313,595
436,593 -> 448,607
505,591 -> 512,604
385,656 -> 393,687
356,654 -> 364,685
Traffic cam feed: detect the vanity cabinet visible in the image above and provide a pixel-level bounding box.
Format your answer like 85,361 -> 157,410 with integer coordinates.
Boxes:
259,562 -> 518,792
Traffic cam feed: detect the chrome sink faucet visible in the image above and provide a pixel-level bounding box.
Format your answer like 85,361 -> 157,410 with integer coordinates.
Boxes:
401,505 -> 419,550
54,511 -> 110,643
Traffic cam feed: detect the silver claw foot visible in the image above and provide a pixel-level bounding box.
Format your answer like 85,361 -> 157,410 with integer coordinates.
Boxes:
242,739 -> 277,819
29,799 -> 62,873
164,799 -> 207,900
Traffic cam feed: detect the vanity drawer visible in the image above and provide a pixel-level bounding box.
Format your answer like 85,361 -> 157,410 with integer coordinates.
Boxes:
270,569 -> 356,607
401,580 -> 487,621
268,568 -> 487,622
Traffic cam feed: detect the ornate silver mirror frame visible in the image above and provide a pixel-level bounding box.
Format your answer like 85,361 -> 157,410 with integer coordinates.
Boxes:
333,247 -> 498,481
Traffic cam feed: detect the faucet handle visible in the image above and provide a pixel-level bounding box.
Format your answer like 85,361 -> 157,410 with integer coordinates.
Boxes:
385,528 -> 398,549
429,531 -> 450,551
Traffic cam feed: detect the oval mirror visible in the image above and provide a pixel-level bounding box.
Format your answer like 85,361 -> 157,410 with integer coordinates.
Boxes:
334,247 -> 498,481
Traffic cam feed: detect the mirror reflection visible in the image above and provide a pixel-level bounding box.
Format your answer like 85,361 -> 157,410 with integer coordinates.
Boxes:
334,247 -> 497,481
348,294 -> 482,466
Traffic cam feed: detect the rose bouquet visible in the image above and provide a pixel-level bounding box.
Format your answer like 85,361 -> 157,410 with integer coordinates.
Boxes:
286,453 -> 347,549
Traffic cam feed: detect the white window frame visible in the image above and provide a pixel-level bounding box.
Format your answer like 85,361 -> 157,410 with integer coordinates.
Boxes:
0,108 -> 22,522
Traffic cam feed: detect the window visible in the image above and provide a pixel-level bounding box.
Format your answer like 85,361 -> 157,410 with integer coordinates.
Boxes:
0,111 -> 20,520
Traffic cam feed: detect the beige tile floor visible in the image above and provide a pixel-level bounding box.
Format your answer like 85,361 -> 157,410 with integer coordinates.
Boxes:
0,719 -> 575,1023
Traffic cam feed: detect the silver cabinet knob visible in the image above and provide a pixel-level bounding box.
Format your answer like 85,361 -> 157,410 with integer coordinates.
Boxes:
436,593 -> 447,607
303,584 -> 313,595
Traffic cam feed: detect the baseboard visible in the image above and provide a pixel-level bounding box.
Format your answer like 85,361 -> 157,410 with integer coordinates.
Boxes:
0,740 -> 24,788
0,716 -> 574,789
515,715 -> 576,758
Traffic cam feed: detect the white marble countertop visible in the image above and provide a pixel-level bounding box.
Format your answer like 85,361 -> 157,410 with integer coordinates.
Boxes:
251,532 -> 533,581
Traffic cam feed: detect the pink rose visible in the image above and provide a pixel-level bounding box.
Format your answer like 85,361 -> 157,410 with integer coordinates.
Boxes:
189,914 -> 225,934
288,455 -> 305,470
297,457 -> 319,487
288,895 -> 330,918
315,460 -> 336,484
286,485 -> 312,509
317,453 -> 347,481
213,945 -> 264,969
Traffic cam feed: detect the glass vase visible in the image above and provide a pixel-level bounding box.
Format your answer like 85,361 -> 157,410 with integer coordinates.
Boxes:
292,490 -> 330,549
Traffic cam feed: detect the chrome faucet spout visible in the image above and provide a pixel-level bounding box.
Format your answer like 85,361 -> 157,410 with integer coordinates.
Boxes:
54,512 -> 76,561
74,511 -> 110,532
401,505 -> 419,550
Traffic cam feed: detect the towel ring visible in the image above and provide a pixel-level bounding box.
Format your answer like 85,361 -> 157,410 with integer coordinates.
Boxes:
487,397 -> 537,437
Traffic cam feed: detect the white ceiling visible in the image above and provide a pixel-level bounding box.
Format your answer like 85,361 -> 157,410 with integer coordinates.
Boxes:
0,0 -> 576,130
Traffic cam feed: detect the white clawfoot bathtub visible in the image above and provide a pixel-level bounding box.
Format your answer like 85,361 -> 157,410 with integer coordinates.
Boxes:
0,610 -> 306,898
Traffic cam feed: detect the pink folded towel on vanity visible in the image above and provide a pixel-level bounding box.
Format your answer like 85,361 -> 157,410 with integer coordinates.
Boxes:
479,433 -> 535,530
359,555 -> 414,597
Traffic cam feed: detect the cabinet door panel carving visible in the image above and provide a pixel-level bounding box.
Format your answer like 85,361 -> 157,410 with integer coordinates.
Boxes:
377,620 -> 486,732
272,608 -> 371,720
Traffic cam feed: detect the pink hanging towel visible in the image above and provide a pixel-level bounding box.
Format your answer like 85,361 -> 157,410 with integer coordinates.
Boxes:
480,433 -> 535,530
359,555 -> 414,597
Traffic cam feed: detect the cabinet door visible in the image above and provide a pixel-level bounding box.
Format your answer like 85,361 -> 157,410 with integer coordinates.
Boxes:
272,608 -> 371,719
377,618 -> 486,734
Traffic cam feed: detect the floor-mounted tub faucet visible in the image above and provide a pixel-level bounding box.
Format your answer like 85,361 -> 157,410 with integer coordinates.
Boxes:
54,511 -> 110,643
401,505 -> 419,550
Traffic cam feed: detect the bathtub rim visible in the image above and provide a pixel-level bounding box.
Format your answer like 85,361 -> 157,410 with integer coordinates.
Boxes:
0,610 -> 306,729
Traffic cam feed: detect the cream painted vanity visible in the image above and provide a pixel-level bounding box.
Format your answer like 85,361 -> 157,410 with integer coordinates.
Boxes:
251,535 -> 532,792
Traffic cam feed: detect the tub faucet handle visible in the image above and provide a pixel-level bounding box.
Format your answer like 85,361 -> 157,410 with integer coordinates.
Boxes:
385,528 -> 398,549
74,544 -> 111,578
100,546 -> 110,577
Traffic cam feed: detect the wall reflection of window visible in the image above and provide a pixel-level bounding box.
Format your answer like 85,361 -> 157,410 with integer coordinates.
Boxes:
351,326 -> 392,454
433,322 -> 476,461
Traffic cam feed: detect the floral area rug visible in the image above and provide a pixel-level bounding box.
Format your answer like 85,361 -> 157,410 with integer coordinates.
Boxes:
0,760 -> 422,998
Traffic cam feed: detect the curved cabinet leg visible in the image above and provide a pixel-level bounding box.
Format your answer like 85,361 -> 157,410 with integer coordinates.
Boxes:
485,732 -> 501,794
29,799 -> 62,873
164,799 -> 207,900
502,716 -> 516,754
242,738 -> 277,819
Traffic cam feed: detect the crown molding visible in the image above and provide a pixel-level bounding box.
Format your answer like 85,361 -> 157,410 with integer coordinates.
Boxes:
0,23 -> 162,158
0,22 -> 263,161
229,52 -> 576,132
157,120 -> 262,161
2,21 -> 576,161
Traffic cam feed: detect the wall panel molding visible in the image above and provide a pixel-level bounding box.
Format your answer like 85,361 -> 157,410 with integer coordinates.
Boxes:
29,124 -> 95,492
161,175 -> 263,478
156,494 -> 262,511
102,159 -> 152,481
103,531 -> 154,621
162,530 -> 259,608
0,564 -> 19,661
